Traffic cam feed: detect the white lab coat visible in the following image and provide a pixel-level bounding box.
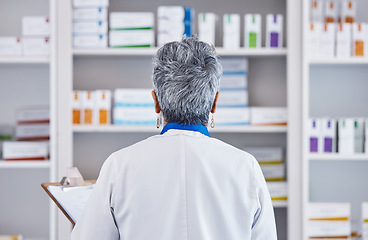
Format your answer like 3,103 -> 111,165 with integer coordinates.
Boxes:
71,129 -> 277,240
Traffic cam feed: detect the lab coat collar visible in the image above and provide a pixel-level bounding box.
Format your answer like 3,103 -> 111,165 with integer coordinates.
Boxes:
160,122 -> 210,137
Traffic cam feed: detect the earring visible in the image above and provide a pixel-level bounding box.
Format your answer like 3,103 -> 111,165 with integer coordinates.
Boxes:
156,115 -> 160,129
210,114 -> 215,128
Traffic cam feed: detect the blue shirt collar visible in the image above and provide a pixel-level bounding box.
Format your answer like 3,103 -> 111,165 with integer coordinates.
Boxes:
160,122 -> 210,137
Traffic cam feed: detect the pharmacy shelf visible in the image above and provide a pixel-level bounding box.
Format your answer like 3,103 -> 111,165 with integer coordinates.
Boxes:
0,57 -> 50,64
73,47 -> 287,57
309,153 -> 368,161
0,160 -> 51,168
308,58 -> 368,65
272,201 -> 288,208
72,125 -> 288,133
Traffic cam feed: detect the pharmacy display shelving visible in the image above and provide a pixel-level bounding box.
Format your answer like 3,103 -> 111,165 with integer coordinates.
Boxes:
309,153 -> 368,161
0,57 -> 50,64
309,58 -> 368,65
0,160 -> 51,168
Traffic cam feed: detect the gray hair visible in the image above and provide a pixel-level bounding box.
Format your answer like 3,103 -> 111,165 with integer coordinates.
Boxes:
152,36 -> 222,125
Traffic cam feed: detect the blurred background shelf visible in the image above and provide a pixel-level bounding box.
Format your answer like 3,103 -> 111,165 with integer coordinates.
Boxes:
0,57 -> 50,64
309,153 -> 368,161
0,160 -> 51,168
308,58 -> 368,65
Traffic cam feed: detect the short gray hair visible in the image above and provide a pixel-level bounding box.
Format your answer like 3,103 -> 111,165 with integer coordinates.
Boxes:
152,36 -> 222,125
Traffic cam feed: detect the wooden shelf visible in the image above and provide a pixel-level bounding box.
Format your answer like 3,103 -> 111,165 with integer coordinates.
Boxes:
73,47 -> 287,57
309,58 -> 368,65
272,201 -> 288,208
0,57 -> 50,64
0,160 -> 51,168
309,153 -> 368,161
72,125 -> 287,133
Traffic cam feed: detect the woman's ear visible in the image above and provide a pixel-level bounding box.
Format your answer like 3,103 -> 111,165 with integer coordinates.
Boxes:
152,91 -> 161,114
211,92 -> 219,114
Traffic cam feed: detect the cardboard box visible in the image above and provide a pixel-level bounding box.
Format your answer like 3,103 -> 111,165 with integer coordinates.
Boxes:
250,107 -> 287,126
352,23 -> 366,57
341,0 -> 356,23
244,14 -> 262,48
110,12 -> 154,30
320,23 -> 336,58
22,37 -> 50,56
73,20 -> 108,34
223,14 -> 240,49
73,0 -> 109,8
73,34 -> 107,49
243,147 -> 283,164
308,23 -> 322,58
213,107 -> 250,126
354,119 -> 364,153
3,141 -> 49,161
109,30 -> 154,48
22,17 -> 50,37
325,0 -> 339,23
114,89 -> 154,107
0,37 -> 22,56
72,91 -> 82,124
260,164 -> 285,181
310,0 -> 323,22
266,14 -> 283,48
15,124 -> 49,141
16,106 -> 49,124
338,118 -> 355,154
321,118 -> 337,153
267,182 -> 287,201
336,23 -> 352,58
94,90 -> 111,125
113,107 -> 156,125
309,118 -> 322,153
73,7 -> 108,20
198,13 -> 216,45
217,90 -> 248,107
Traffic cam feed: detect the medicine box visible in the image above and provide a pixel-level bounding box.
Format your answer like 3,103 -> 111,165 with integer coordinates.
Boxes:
114,89 -> 154,107
113,107 -> 156,125
352,23 -> 366,57
217,90 -> 248,108
94,90 -> 111,125
73,34 -> 107,49
250,107 -> 287,126
72,91 -> 82,124
81,91 -> 95,125
341,0 -> 356,23
244,14 -> 262,48
320,23 -> 336,58
354,119 -> 364,153
220,57 -> 248,90
22,37 -> 50,56
266,14 -> 283,48
0,37 -> 22,56
310,0 -> 323,22
267,182 -> 287,202
308,202 -> 351,239
243,147 -> 283,164
198,13 -> 216,45
325,0 -> 338,23
110,12 -> 154,30
15,124 -> 49,141
213,107 -> 250,126
73,20 -> 108,34
0,125 -> 14,158
309,118 -> 322,153
308,23 -> 322,58
109,30 -> 154,48
22,17 -> 50,37
73,8 -> 108,20
320,118 -> 336,153
73,0 -> 109,8
260,164 -> 285,181
336,23 -> 352,58
16,106 -> 49,124
362,202 -> 368,240
2,141 -> 49,161
223,14 -> 240,49
338,118 -> 355,154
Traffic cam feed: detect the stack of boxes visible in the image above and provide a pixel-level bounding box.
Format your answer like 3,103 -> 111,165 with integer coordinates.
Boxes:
2,106 -> 50,161
309,118 -> 366,154
109,12 -> 155,48
244,146 -> 287,204
72,0 -> 109,49
157,6 -> 194,47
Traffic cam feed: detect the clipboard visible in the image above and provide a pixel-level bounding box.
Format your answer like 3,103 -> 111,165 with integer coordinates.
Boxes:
41,180 -> 96,226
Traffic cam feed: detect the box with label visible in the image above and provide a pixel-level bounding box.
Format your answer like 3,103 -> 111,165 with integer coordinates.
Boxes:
321,118 -> 336,153
22,37 -> 50,56
81,91 -> 96,125
73,34 -> 107,49
362,202 -> 368,240
22,17 -> 50,37
94,90 -> 111,125
325,1 -> 338,23
213,107 -> 250,126
266,14 -> 283,48
244,14 -> 261,48
73,0 -> 109,8
310,0 -> 323,22
308,23 -> 322,57
320,23 -> 336,58
250,107 -> 287,126
3,141 -> 49,161
243,147 -> 283,164
354,119 -> 364,153
352,23 -> 366,57
308,202 -> 351,239
223,14 -> 240,49
341,0 -> 356,23
0,37 -> 22,56
309,118 -> 322,153
114,89 -> 154,107
72,91 -> 82,125
15,124 -> 49,141
267,182 -> 287,202
220,57 -> 248,90
109,30 -> 154,48
260,164 -> 285,181
198,13 -> 216,45
16,106 -> 49,124
73,8 -> 108,20
113,107 -> 156,125
110,12 -> 154,30
338,118 -> 354,154
0,125 -> 14,158
73,20 -> 108,34
217,90 -> 248,108
336,23 -> 352,58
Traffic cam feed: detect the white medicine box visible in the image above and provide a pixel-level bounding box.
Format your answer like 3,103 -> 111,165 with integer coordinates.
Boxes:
310,0 -> 323,22
94,90 -> 111,125
73,0 -> 109,8
0,37 -> 22,56
336,23 -> 352,58
352,23 -> 366,57
223,14 -> 240,49
308,23 -> 322,58
73,8 -> 108,20
266,14 -> 283,48
320,23 -> 336,58
320,118 -> 336,153
198,13 -> 216,45
244,14 -> 261,48
341,0 -> 356,23
110,12 -> 154,30
325,0 -> 338,23
309,118 -> 322,153
73,20 -> 108,34
338,118 -> 355,154
22,17 -> 50,37
23,37 -> 50,56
